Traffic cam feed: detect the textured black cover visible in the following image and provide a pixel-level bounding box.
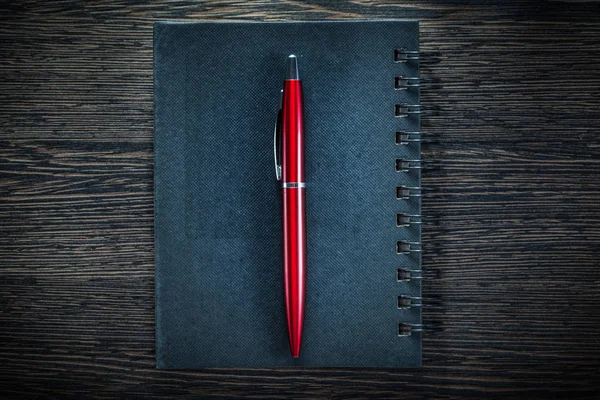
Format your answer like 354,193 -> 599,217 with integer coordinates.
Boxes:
154,20 -> 421,368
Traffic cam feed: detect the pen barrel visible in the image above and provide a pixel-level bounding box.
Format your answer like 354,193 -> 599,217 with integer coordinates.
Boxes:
282,80 -> 304,182
282,187 -> 306,358
281,78 -> 305,357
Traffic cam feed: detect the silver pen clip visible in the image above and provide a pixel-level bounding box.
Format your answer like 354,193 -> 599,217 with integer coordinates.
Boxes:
273,89 -> 283,181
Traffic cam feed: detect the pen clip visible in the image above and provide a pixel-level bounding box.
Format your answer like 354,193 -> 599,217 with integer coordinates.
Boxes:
274,89 -> 283,181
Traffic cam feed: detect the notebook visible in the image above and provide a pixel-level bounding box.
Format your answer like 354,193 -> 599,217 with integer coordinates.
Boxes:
154,20 -> 422,368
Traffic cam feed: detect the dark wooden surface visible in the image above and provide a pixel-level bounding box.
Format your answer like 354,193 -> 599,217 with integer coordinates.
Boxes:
1,1 -> 600,398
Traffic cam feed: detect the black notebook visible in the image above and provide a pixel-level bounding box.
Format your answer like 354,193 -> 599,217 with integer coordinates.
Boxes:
154,20 -> 422,368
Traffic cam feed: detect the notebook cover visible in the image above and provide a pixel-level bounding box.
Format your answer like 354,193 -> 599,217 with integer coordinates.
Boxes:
154,20 -> 421,368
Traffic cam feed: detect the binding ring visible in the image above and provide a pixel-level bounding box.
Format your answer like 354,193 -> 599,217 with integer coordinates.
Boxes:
396,213 -> 423,227
395,159 -> 436,172
393,49 -> 419,62
398,295 -> 423,309
395,186 -> 428,200
394,48 -> 442,64
396,241 -> 422,255
395,104 -> 439,117
397,268 -> 423,282
395,76 -> 441,90
394,103 -> 421,117
395,131 -> 435,145
398,322 -> 423,336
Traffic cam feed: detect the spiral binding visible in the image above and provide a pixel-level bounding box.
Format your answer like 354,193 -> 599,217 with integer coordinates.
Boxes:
394,103 -> 439,117
398,322 -> 424,337
396,240 -> 422,255
397,267 -> 423,282
396,213 -> 433,227
395,158 -> 435,172
398,295 -> 423,309
394,48 -> 442,64
395,131 -> 435,145
395,185 -> 428,200
394,76 -> 440,90
394,47 -> 439,338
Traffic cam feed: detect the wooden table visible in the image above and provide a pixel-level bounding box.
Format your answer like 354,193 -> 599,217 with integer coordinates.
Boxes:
1,1 -> 599,398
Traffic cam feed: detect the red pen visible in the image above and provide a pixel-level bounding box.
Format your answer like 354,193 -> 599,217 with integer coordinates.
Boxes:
274,55 -> 306,357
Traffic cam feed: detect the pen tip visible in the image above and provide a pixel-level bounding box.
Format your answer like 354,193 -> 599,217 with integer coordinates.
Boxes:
286,55 -> 299,80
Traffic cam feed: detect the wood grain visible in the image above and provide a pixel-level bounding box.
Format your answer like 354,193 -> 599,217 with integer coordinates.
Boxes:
1,1 -> 600,398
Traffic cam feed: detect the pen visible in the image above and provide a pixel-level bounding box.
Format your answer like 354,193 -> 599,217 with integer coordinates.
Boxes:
274,55 -> 306,358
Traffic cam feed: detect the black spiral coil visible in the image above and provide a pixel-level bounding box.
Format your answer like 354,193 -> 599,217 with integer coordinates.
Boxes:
394,48 -> 440,337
